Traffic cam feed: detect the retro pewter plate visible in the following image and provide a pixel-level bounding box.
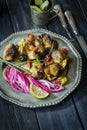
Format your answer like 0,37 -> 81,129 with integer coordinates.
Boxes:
0,29 -> 82,108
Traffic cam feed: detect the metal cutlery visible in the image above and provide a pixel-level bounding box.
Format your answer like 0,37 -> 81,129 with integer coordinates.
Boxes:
65,10 -> 87,57
53,5 -> 72,39
53,4 -> 87,57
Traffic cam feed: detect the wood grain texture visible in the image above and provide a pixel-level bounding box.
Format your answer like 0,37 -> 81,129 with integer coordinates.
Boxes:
58,1 -> 87,130
6,0 -> 33,31
0,0 -> 87,130
77,0 -> 87,21
0,1 -> 40,130
36,98 -> 82,130
0,0 -> 13,42
50,1 -> 87,130
3,100 -> 39,130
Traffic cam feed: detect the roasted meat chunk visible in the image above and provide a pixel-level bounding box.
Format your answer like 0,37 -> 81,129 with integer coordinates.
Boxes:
42,34 -> 52,49
50,63 -> 59,76
51,40 -> 58,49
30,62 -> 44,79
52,49 -> 69,69
27,51 -> 40,60
44,63 -> 60,80
35,37 -> 43,46
36,45 -> 45,54
18,38 -> 30,54
2,33 -> 71,86
51,49 -> 66,64
3,44 -> 18,61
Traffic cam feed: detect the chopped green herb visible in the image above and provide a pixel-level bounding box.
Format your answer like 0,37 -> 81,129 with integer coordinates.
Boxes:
0,57 -> 32,74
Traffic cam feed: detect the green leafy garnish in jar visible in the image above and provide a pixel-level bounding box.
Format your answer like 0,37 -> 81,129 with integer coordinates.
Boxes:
35,0 -> 43,6
30,0 -> 50,12
40,0 -> 49,11
30,5 -> 43,12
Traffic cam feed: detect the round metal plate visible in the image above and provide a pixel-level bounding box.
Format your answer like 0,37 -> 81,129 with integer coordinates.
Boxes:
0,29 -> 82,108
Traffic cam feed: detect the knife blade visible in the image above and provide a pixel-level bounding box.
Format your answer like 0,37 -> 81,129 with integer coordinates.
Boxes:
65,10 -> 87,57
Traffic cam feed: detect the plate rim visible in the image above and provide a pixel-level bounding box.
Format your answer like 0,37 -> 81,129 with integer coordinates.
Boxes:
0,28 -> 82,108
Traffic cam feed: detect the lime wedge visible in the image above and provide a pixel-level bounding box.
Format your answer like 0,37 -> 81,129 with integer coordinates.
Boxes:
30,5 -> 43,13
35,0 -> 43,6
30,84 -> 49,99
40,0 -> 49,11
2,68 -> 7,81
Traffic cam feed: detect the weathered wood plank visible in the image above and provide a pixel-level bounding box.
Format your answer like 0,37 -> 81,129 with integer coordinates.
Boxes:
0,98 -> 9,130
49,0 -> 87,130
0,1 -> 40,130
1,0 -> 87,130
6,0 -> 31,31
0,98 -> 40,130
72,57 -> 87,129
59,1 -> 87,129
0,2 -> 13,129
35,0 -> 87,130
3,100 -> 39,130
0,0 -> 13,42
36,98 -> 82,130
77,0 -> 87,22
6,0 -> 47,30
34,0 -> 84,129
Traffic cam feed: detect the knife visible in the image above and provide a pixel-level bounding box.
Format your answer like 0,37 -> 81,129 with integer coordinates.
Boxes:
53,5 -> 72,39
65,10 -> 87,57
53,5 -> 83,52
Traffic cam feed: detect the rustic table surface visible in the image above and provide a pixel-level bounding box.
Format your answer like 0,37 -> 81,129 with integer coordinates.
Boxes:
0,0 -> 87,130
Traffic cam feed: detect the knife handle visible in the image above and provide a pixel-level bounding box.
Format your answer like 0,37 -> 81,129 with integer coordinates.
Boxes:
64,10 -> 79,35
53,5 -> 67,29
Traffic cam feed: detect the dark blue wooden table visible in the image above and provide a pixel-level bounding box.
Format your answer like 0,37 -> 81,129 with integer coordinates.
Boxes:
0,0 -> 87,130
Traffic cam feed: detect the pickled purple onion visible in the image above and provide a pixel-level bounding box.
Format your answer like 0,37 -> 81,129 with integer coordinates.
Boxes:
4,66 -> 29,93
3,66 -> 64,94
26,75 -> 64,93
